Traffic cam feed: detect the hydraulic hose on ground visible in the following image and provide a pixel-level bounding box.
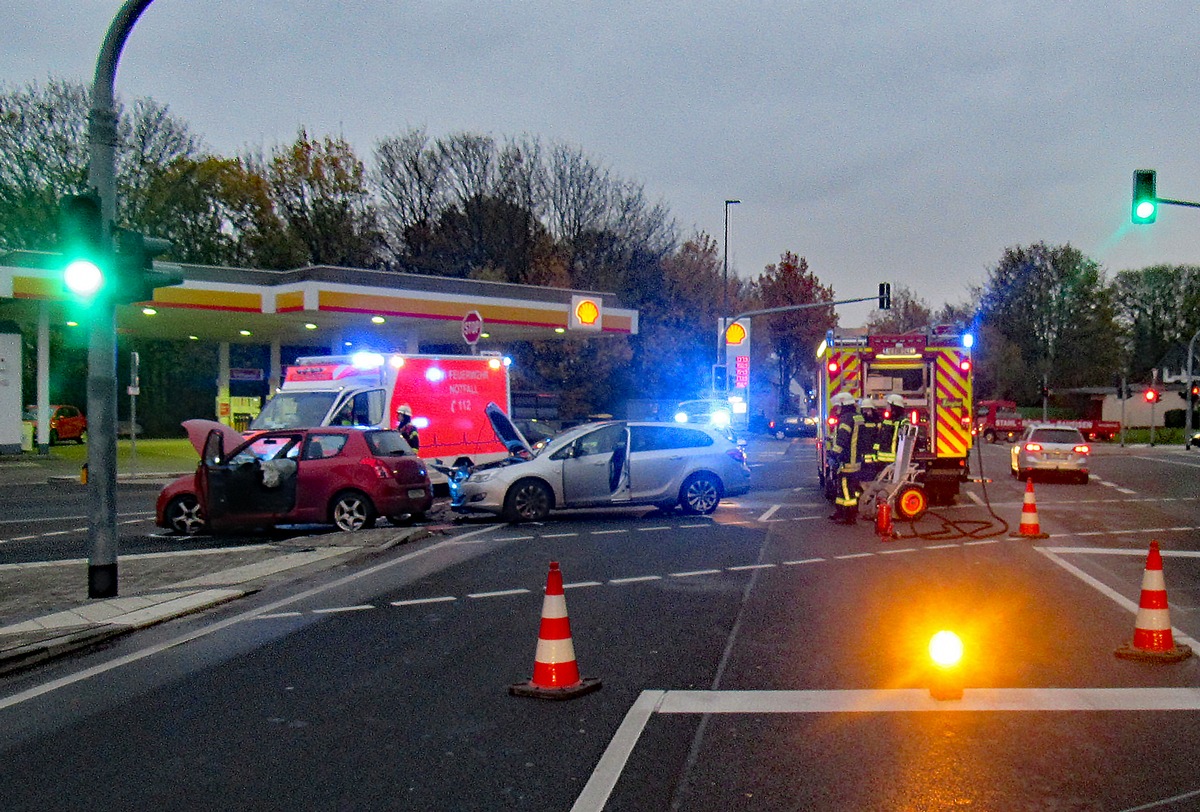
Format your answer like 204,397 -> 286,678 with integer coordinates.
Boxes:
889,436 -> 1010,541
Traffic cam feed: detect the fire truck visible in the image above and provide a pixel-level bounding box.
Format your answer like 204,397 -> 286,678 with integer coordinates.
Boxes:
974,399 -> 1119,443
816,327 -> 975,513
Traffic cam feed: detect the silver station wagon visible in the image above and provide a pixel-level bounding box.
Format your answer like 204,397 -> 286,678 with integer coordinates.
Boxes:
449,405 -> 751,522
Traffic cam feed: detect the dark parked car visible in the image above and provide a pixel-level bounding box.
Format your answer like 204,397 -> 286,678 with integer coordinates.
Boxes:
22,404 -> 87,444
157,420 -> 433,535
767,414 -> 817,439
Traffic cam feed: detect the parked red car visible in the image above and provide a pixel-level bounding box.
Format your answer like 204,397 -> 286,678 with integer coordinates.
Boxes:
22,404 -> 87,444
156,420 -> 433,535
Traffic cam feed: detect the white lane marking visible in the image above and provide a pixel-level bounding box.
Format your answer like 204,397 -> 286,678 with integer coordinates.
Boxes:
609,575 -> 662,585
1047,526 -> 1200,538
963,539 -> 1002,546
311,605 -> 374,614
467,588 -> 530,599
42,531 -> 72,537
879,547 -> 917,554
1035,547 -> 1200,651
677,523 -> 709,528
570,690 -> 666,812
728,564 -> 776,572
494,536 -> 535,541
966,491 -> 986,508
834,553 -> 873,560
782,558 -> 824,565
670,569 -> 722,578
757,505 -> 780,522
390,596 -> 457,607
590,529 -> 627,535
655,687 -> 1200,714
563,581 -> 603,589
926,543 -> 959,549
637,526 -> 671,532
1042,547 -> 1200,558
0,524 -> 503,712
571,688 -> 1200,812
256,612 -> 302,619
542,533 -> 578,539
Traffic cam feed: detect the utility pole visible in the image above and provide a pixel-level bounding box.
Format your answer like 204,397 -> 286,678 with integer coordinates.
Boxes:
84,0 -> 156,598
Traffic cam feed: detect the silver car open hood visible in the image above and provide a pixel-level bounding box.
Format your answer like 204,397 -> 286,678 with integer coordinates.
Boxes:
485,402 -> 533,457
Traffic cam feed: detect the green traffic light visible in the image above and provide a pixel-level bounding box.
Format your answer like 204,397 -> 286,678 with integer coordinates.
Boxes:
1132,169 -> 1157,224
64,258 -> 103,297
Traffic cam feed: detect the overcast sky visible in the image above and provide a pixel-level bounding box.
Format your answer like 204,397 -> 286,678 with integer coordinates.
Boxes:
3,2 -> 1197,325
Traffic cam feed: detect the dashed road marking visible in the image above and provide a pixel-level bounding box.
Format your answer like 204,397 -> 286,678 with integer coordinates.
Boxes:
390,596 -> 456,607
782,557 -> 824,565
468,588 -> 530,599
256,611 -> 302,619
637,526 -> 671,532
564,581 -> 603,589
757,505 -> 781,522
609,575 -> 662,585
591,529 -> 627,535
728,563 -> 776,571
542,532 -> 578,538
312,605 -> 374,614
670,569 -> 722,578
834,552 -> 874,560
879,547 -> 918,554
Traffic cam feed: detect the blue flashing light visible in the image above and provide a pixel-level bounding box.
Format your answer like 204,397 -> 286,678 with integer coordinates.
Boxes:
412,417 -> 430,429
674,411 -> 689,423
351,352 -> 385,369
962,334 -> 975,349
426,366 -> 445,383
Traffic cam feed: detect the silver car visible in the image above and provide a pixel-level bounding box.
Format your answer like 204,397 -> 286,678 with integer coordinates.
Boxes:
449,405 -> 751,522
1010,424 -> 1090,483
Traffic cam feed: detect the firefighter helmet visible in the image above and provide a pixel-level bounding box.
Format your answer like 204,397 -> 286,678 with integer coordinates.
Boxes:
830,392 -> 856,407
397,403 -> 413,417
884,394 -> 905,407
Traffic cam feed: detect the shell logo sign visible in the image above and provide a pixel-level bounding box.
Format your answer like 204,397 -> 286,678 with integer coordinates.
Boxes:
569,295 -> 602,331
724,321 -> 747,345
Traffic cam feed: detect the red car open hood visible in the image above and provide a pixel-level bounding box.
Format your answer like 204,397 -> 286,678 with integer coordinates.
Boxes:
182,419 -> 246,458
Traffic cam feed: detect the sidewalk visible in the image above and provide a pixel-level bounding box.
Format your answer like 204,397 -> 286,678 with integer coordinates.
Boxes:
0,448 -> 446,676
0,524 -> 438,676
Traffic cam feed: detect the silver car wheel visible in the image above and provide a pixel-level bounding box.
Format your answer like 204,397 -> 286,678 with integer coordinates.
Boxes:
680,473 -> 721,515
167,495 -> 205,535
505,479 -> 552,522
332,492 -> 375,532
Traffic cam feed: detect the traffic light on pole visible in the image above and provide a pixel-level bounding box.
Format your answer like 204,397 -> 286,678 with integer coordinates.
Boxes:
878,282 -> 892,310
113,229 -> 180,305
1144,389 -> 1160,404
59,193 -> 107,300
1132,170 -> 1157,224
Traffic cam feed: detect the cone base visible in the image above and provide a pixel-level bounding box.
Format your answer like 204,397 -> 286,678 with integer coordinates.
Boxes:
1010,530 -> 1050,539
1114,641 -> 1193,663
509,676 -> 602,700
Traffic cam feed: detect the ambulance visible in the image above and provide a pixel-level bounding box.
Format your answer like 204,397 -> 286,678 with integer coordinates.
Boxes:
816,327 -> 974,510
249,352 -> 513,466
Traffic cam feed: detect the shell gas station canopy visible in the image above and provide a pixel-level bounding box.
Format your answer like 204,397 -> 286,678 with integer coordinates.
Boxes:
0,252 -> 638,350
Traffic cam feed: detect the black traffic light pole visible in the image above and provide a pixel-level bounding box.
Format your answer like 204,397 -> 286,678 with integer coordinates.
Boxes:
84,0 -> 156,598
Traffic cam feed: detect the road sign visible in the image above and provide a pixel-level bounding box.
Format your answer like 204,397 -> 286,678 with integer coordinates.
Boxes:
462,310 -> 484,345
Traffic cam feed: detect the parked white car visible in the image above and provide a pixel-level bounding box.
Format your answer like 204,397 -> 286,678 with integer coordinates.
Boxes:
1010,424 -> 1090,483
449,405 -> 751,522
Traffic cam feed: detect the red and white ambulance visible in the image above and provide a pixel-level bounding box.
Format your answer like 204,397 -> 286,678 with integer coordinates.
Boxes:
248,352 -> 513,465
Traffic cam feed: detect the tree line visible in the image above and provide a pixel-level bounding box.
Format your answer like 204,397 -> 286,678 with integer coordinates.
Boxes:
2,78 -> 1194,431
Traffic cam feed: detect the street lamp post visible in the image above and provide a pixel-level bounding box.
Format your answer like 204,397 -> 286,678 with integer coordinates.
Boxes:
715,199 -> 740,390
1187,329 -> 1200,450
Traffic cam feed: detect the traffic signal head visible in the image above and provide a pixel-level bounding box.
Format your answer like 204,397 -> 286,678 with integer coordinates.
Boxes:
1144,389 -> 1160,403
1132,170 -> 1157,224
112,229 -> 180,305
59,194 -> 107,299
878,282 -> 892,310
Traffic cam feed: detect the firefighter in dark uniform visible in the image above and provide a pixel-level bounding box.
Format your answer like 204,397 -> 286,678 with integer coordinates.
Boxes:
858,396 -> 883,485
828,392 -> 866,524
396,403 -> 420,451
874,394 -> 906,468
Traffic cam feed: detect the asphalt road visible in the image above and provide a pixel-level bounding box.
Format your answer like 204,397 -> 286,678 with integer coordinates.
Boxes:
2,438 -> 1199,810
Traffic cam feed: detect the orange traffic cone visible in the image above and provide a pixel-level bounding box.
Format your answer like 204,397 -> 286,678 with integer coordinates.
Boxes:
1115,541 -> 1193,663
875,499 -> 896,542
1010,478 -> 1049,539
510,561 -> 602,700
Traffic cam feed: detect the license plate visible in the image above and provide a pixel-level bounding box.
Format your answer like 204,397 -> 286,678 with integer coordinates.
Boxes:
407,488 -> 427,498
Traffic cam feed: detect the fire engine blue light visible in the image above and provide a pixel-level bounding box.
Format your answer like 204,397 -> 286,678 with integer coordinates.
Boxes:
503,356 -> 512,366
962,334 -> 975,349
413,417 -> 430,429
351,351 -> 384,369
426,366 -> 445,383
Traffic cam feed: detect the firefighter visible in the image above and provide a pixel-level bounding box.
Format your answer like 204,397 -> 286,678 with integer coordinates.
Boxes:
858,397 -> 883,484
396,403 -> 420,451
874,394 -> 906,467
827,392 -> 866,524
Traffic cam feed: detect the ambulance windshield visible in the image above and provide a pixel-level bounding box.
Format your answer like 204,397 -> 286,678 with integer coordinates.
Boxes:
250,392 -> 339,430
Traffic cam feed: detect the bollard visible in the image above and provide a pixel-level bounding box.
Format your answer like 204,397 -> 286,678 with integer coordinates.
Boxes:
81,462 -> 88,485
